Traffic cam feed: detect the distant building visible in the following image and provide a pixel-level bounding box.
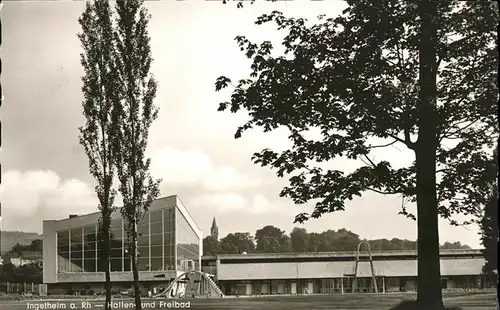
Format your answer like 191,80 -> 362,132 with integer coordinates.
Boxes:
210,217 -> 218,241
42,196 -> 202,294
18,251 -> 42,266
0,251 -> 42,267
202,249 -> 495,296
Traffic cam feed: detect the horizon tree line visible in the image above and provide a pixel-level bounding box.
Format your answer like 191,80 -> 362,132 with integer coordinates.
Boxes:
203,225 -> 473,256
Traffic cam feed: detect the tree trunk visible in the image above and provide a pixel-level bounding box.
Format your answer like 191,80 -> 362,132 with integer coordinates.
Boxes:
102,217 -> 112,310
131,222 -> 142,310
104,263 -> 112,310
415,0 -> 443,309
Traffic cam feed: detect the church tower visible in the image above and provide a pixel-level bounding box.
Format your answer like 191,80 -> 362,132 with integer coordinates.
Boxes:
210,216 -> 219,241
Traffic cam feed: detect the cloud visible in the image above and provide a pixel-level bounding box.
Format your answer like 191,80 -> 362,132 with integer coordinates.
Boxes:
149,147 -> 262,191
188,193 -> 287,215
1,169 -> 98,217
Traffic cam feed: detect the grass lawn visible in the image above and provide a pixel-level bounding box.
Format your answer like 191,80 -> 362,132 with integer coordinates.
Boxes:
0,292 -> 496,310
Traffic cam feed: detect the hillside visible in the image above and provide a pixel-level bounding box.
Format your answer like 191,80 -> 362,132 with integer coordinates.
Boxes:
1,231 -> 41,254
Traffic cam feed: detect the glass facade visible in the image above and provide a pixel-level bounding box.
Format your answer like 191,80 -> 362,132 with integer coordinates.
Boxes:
83,224 -> 97,272
176,210 -> 200,271
164,208 -> 176,270
56,206 -> 183,273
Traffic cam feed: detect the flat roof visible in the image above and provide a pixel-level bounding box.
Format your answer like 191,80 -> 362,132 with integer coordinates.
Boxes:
43,195 -> 202,238
202,249 -> 483,260
44,195 -> 179,225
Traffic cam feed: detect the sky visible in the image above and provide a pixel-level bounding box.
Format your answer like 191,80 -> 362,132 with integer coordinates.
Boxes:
0,0 -> 483,248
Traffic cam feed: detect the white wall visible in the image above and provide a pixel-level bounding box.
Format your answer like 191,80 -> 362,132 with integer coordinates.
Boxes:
217,258 -> 486,281
42,220 -> 57,283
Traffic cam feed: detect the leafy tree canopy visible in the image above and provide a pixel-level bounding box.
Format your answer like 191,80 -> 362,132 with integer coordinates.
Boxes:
220,233 -> 255,254
202,225 -> 472,255
215,0 -> 498,225
255,225 -> 293,253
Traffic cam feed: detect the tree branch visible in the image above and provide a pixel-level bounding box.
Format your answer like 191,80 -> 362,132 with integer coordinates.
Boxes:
368,139 -> 398,149
386,132 -> 415,150
362,154 -> 377,168
440,119 -> 481,140
366,186 -> 399,195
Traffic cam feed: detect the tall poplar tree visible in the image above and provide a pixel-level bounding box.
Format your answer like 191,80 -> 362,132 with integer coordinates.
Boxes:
112,1 -> 161,309
215,1 -> 498,308
78,2 -> 119,308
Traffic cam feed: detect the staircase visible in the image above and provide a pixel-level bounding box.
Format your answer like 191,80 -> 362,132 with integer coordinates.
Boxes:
204,274 -> 224,297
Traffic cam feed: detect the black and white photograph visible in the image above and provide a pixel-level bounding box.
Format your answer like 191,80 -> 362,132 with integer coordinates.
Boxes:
0,0 -> 498,309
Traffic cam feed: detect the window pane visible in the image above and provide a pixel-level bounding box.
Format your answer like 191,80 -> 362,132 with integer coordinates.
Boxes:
138,235 -> 149,247
84,224 -> 96,235
83,258 -> 96,272
164,257 -> 175,271
138,246 -> 149,258
58,230 -> 69,240
110,229 -> 122,240
83,242 -> 96,252
150,210 -> 162,223
71,227 -> 83,237
150,245 -> 162,258
72,251 -> 83,260
58,230 -> 69,251
110,247 -> 123,259
83,250 -> 96,261
110,238 -> 123,250
110,219 -> 122,231
58,244 -> 70,253
150,234 -> 162,246
84,234 -> 96,243
137,257 -> 149,271
110,259 -> 123,272
70,259 -> 83,272
151,257 -> 162,271
150,221 -> 162,235
124,257 -> 131,271
163,209 -> 175,235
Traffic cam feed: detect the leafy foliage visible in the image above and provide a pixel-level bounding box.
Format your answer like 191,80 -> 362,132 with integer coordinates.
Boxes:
0,262 -> 42,284
203,225 -> 471,255
221,0 -> 275,9
215,1 -> 498,225
78,0 -> 119,221
113,0 -> 161,236
215,2 -> 496,306
111,1 -> 161,309
220,233 -> 255,254
255,225 -> 293,253
203,236 -> 222,256
8,240 -> 43,256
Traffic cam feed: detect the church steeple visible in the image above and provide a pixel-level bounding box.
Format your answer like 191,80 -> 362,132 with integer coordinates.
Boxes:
210,216 -> 218,241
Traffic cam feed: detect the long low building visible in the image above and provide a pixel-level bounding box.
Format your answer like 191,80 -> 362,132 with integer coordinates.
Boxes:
201,249 -> 494,296
43,196 -> 202,294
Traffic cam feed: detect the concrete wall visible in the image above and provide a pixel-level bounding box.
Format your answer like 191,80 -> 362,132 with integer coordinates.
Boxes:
217,258 -> 486,281
43,220 -> 57,283
56,270 -> 178,283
